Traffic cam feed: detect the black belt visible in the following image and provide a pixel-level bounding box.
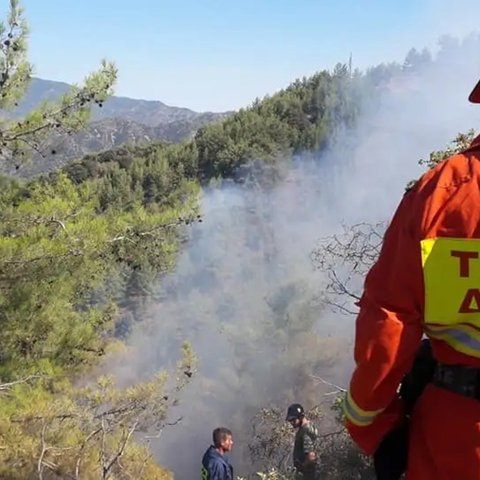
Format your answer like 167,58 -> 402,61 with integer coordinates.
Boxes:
432,362 -> 480,400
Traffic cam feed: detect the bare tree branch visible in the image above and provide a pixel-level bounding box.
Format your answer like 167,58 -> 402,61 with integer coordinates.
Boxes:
310,375 -> 347,393
102,421 -> 138,480
0,374 -> 42,392
137,445 -> 152,479
37,419 -> 47,480
101,417 -> 108,479
311,221 -> 385,316
145,416 -> 183,439
75,427 -> 102,480
108,218 -> 198,244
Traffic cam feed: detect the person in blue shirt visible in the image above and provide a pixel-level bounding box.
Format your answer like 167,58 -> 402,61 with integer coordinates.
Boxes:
201,427 -> 234,480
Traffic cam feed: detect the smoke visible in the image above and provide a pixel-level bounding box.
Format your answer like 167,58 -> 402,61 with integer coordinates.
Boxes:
104,34 -> 480,478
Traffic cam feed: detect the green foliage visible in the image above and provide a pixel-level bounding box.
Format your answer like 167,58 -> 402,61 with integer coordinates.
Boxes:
0,342 -> 197,479
418,128 -> 477,169
0,2 -> 202,477
0,161 -> 200,378
0,161 -> 199,475
0,105 -> 200,475
404,129 -> 477,191
0,0 -> 31,109
194,64 -> 369,179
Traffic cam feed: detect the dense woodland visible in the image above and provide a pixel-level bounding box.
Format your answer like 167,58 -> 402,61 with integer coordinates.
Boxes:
0,1 -> 479,478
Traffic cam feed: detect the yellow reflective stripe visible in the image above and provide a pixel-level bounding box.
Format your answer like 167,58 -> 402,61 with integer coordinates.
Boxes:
343,390 -> 384,427
201,466 -> 208,480
425,323 -> 480,358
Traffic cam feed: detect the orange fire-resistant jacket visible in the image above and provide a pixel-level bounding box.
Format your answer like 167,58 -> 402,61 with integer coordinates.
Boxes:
344,134 -> 480,478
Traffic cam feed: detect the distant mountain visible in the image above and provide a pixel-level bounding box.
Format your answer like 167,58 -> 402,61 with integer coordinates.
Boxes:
13,78 -> 229,126
2,77 -> 232,177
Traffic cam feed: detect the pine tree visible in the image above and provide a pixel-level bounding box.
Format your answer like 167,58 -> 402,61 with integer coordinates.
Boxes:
0,0 -> 117,166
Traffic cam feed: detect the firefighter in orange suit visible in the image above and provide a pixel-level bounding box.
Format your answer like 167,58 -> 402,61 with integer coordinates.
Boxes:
344,78 -> 480,480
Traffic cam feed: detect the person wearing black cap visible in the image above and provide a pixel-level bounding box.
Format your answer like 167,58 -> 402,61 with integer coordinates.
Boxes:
286,403 -> 321,479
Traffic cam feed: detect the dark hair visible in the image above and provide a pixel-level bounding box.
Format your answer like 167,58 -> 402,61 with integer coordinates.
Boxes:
212,427 -> 232,447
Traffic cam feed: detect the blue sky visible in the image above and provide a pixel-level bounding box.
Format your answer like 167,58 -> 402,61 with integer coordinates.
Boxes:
17,0 -> 480,111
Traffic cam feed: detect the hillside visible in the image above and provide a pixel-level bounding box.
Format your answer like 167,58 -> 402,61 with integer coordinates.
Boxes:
2,115 -> 230,178
1,77 -> 231,177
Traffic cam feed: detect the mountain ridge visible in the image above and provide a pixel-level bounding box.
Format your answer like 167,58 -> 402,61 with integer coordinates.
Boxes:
1,77 -> 232,177
12,77 -> 230,124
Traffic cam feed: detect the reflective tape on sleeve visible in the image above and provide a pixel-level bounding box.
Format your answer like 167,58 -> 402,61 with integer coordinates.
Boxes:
343,390 -> 384,427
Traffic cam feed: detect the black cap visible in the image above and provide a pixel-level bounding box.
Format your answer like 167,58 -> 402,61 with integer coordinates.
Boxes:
286,403 -> 305,421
